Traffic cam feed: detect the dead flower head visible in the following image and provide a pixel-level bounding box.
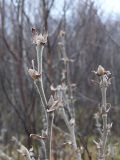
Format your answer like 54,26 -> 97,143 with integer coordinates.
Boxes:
32,27 -> 48,46
28,68 -> 41,80
47,95 -> 63,113
59,30 -> 65,37
92,65 -> 111,76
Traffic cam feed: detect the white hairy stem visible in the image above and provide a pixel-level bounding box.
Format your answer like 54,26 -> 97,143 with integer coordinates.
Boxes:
98,75 -> 110,160
36,45 -> 47,106
34,81 -> 48,133
62,37 -> 75,117
101,84 -> 107,111
36,45 -> 48,132
35,45 -> 49,159
41,139 -> 48,160
49,112 -> 54,160
61,108 -> 81,160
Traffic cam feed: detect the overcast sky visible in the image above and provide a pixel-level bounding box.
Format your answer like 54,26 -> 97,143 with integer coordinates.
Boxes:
94,0 -> 120,13
53,0 -> 120,20
7,0 -> 120,21
93,0 -> 120,19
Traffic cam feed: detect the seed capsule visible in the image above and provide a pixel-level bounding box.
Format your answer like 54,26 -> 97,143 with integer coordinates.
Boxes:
97,65 -> 105,76
93,65 -> 111,76
28,69 -> 41,80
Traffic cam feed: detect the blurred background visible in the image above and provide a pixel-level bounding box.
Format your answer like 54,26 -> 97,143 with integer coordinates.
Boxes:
1,0 -> 120,159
